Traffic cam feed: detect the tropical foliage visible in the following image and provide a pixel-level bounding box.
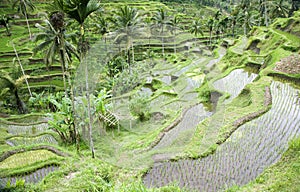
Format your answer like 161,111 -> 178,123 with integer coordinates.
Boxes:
0,0 -> 299,191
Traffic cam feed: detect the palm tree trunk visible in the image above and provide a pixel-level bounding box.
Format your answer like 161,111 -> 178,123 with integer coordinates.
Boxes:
264,3 -> 269,26
127,49 -> 131,65
12,43 -> 32,97
59,49 -> 68,97
24,11 -> 32,39
85,61 -> 95,158
80,24 -> 95,158
209,30 -> 212,48
4,24 -> 11,36
174,29 -> 176,54
62,45 -> 79,152
161,38 -> 165,56
131,43 -> 135,64
161,27 -> 165,56
244,23 -> 247,35
14,89 -> 27,114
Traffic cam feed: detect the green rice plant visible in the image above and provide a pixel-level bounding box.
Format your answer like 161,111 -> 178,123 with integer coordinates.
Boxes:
6,134 -> 58,146
0,150 -> 59,170
144,81 -> 300,191
6,123 -> 49,135
130,92 -> 151,121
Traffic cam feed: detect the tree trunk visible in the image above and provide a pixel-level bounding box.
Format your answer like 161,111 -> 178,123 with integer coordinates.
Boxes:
264,3 -> 269,26
161,27 -> 165,56
132,43 -> 135,64
82,124 -> 86,139
173,29 -> 176,54
24,11 -> 32,39
14,89 -> 27,114
80,29 -> 95,158
59,49 -> 68,97
12,43 -> 32,97
127,49 -> 131,65
244,22 -> 247,35
85,62 -> 95,159
209,30 -> 212,48
161,37 -> 165,56
4,23 -> 11,36
62,44 -> 79,151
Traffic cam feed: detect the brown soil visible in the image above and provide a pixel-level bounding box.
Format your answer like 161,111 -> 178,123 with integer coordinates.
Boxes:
0,113 -> 9,118
274,54 -> 300,74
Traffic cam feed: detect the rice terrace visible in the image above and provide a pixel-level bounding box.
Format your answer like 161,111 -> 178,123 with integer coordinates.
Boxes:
0,0 -> 300,191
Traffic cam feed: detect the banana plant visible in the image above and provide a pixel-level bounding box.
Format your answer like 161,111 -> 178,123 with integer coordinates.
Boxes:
48,96 -> 76,143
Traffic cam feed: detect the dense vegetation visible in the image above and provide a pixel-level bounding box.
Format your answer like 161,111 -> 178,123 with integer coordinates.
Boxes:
0,0 -> 299,191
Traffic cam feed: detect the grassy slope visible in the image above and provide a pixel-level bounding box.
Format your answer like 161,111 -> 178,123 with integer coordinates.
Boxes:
223,11 -> 300,192
1,1 -> 300,192
0,1 -> 216,191
185,9 -> 300,189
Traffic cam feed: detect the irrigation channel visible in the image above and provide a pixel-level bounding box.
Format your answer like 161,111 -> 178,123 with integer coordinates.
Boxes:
143,81 -> 300,191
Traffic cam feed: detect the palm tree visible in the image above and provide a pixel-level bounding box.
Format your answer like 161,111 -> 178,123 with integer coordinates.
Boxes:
214,10 -> 222,21
152,8 -> 170,56
169,15 -> 180,54
213,10 -> 223,40
189,19 -> 204,37
33,13 -> 78,97
54,0 -> 100,158
34,11 -> 80,150
53,0 -> 100,55
0,70 -> 28,114
217,16 -> 229,39
95,17 -> 109,43
229,6 -> 239,37
12,0 -> 35,39
289,0 -> 300,16
257,0 -> 271,27
0,14 -> 12,36
271,0 -> 289,18
206,16 -> 214,48
113,5 -> 142,65
144,15 -> 153,50
238,10 -> 256,35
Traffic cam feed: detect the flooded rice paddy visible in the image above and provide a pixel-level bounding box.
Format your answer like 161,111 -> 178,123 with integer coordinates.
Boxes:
6,134 -> 58,146
144,81 -> 300,191
153,104 -> 211,150
0,165 -> 59,189
213,69 -> 258,102
5,123 -> 49,135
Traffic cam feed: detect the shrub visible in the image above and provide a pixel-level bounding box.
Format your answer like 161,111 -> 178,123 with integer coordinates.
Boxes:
129,92 -> 150,121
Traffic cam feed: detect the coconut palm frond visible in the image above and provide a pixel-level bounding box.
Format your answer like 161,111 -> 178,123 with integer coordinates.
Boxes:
15,75 -> 30,87
0,70 -> 16,88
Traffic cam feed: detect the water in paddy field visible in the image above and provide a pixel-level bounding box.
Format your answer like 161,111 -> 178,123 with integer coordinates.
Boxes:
206,47 -> 227,69
153,104 -> 212,150
6,134 -> 58,146
144,81 -> 300,191
0,165 -> 59,189
5,123 -> 49,135
213,69 -> 258,103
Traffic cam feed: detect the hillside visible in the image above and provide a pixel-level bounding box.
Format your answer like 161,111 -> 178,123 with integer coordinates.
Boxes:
0,0 -> 300,191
